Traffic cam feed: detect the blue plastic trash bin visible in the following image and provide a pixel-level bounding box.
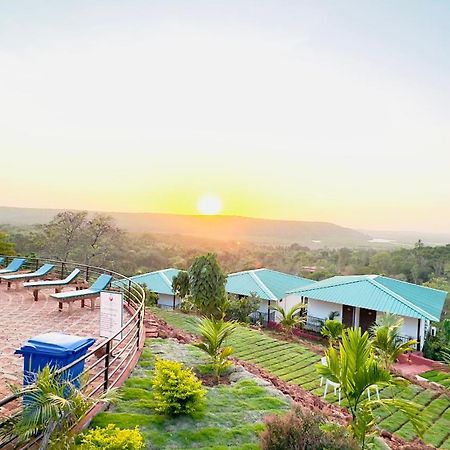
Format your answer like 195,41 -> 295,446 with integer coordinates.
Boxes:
15,332 -> 96,388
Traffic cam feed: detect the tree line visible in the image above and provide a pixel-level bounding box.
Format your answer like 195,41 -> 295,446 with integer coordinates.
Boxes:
1,211 -> 449,314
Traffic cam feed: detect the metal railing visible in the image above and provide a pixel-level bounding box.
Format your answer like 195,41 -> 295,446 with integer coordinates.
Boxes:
304,315 -> 324,333
0,255 -> 146,449
397,333 -> 420,351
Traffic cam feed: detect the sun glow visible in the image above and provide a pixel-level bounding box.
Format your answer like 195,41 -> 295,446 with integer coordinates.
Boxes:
197,195 -> 222,215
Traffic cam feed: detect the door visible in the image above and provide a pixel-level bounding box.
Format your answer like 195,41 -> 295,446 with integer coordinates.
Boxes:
359,308 -> 376,332
342,305 -> 355,328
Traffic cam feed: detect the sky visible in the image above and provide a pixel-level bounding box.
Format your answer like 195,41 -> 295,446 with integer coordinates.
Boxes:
1,1 -> 450,232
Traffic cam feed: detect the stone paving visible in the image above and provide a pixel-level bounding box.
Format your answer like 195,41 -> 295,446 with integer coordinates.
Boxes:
0,280 -> 105,401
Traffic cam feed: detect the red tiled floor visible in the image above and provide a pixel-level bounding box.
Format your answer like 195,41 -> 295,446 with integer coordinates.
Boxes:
0,281 -> 134,403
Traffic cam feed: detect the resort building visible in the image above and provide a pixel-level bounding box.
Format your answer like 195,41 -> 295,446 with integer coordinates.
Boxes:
125,268 -> 181,309
226,268 -> 315,322
286,275 -> 447,349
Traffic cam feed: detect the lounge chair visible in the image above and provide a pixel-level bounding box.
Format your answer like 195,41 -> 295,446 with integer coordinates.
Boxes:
50,274 -> 113,314
0,258 -> 26,282
24,268 -> 81,301
1,263 -> 55,289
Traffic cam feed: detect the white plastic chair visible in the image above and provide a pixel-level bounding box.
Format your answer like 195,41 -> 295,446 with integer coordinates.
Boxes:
321,356 -> 379,405
367,385 -> 380,401
323,379 -> 342,404
320,356 -> 342,405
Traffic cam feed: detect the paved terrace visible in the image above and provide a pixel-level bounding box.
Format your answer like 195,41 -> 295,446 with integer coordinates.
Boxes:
0,279 -> 133,412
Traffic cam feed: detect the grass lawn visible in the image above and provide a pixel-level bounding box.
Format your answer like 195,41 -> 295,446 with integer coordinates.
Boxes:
151,308 -> 450,449
88,338 -> 290,449
421,369 -> 450,389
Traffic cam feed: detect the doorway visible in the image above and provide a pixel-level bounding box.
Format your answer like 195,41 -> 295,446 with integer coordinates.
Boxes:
359,308 -> 376,332
342,305 -> 355,328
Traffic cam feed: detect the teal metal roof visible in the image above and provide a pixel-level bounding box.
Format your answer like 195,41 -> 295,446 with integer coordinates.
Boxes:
226,268 -> 315,301
288,275 -> 447,321
122,268 -> 180,295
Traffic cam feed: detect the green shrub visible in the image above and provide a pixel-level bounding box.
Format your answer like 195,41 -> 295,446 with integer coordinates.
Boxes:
260,405 -> 359,450
77,424 -> 144,449
151,359 -> 206,416
225,293 -> 261,323
423,319 -> 450,361
141,283 -> 159,307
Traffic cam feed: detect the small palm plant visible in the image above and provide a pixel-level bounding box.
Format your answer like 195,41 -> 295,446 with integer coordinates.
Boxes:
317,328 -> 426,449
194,317 -> 238,383
272,303 -> 306,335
321,319 -> 343,347
370,314 -> 417,370
0,366 -> 93,450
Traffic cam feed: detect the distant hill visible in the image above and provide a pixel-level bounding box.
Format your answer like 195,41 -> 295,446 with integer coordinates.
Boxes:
0,206 -> 371,248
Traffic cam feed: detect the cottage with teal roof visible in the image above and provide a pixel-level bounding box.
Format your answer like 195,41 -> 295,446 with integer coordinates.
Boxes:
125,268 -> 181,309
288,275 -> 448,349
226,268 -> 315,322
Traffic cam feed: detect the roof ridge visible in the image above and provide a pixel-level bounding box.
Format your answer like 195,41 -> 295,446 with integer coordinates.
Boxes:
368,278 -> 437,321
228,268 -> 266,276
248,271 -> 278,301
159,271 -> 175,292
287,276 -> 363,294
228,268 -> 311,281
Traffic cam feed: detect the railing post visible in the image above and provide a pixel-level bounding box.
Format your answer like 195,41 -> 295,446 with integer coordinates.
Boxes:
104,340 -> 111,392
136,308 -> 141,348
61,262 -> 65,279
127,280 -> 132,306
35,258 -> 39,270
85,266 -> 89,282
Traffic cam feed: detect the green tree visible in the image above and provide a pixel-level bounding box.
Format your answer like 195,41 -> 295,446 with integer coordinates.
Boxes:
83,214 -> 119,265
194,317 -> 237,383
317,328 -> 425,448
272,303 -> 306,335
370,314 -> 417,370
172,270 -> 190,299
41,211 -> 88,261
0,232 -> 16,255
188,253 -> 227,318
321,319 -> 343,347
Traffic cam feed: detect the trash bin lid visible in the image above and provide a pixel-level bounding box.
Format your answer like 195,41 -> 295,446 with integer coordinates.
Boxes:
15,332 -> 96,357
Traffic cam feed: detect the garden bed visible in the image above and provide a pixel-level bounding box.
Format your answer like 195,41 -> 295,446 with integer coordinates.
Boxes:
150,308 -> 450,450
87,338 -> 291,449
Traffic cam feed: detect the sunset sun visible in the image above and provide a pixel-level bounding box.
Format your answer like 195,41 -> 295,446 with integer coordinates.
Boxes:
197,195 -> 222,215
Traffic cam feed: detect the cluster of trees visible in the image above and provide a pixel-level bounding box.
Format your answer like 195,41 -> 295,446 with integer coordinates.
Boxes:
171,253 -> 260,322
1,211 -> 449,315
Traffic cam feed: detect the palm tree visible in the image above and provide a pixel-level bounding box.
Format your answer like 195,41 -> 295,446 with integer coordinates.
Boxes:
194,317 -> 238,383
321,319 -> 343,347
370,314 -> 417,370
370,312 -> 402,330
0,366 -> 93,449
317,328 -> 426,449
272,303 -> 306,335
